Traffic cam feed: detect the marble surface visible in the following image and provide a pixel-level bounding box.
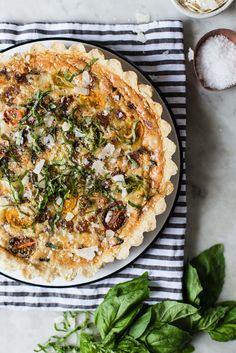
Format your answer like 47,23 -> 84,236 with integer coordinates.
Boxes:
1,0 -> 236,352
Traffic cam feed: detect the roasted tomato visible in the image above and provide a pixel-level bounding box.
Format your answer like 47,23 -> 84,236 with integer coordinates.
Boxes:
5,208 -> 32,228
3,108 -> 24,126
103,201 -> 127,231
8,236 -> 36,258
63,197 -> 77,213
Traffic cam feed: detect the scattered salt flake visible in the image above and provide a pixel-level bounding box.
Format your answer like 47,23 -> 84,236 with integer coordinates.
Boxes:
196,34 -> 236,90
65,212 -> 74,221
188,48 -> 194,62
33,159 -> 45,175
136,13 -> 150,23
106,229 -> 115,238
74,246 -> 98,261
61,121 -> 71,132
136,32 -> 147,43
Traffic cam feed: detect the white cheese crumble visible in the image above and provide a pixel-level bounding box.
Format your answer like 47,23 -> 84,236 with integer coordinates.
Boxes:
105,229 -> 115,238
98,143 -> 115,160
82,70 -> 91,87
135,12 -> 150,23
105,210 -> 113,224
74,87 -> 89,96
113,94 -> 120,101
112,174 -> 128,198
42,134 -> 54,149
136,32 -> 147,43
74,246 -> 98,261
56,196 -> 63,206
65,212 -> 74,221
188,48 -> 194,62
61,121 -> 71,132
92,160 -> 106,176
14,130 -> 23,146
74,127 -> 86,138
45,115 -> 54,127
37,173 -> 46,189
33,159 -> 45,175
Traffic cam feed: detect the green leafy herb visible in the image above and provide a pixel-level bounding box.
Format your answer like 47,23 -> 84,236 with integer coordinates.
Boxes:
63,58 -> 98,83
190,244 -> 225,308
35,244 -> 236,353
128,200 -> 142,209
184,264 -> 203,307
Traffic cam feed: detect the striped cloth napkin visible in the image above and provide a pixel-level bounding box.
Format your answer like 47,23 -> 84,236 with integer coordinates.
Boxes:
0,21 -> 186,310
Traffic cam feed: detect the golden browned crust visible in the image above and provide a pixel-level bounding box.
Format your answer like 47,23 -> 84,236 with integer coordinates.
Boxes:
0,42 -> 177,281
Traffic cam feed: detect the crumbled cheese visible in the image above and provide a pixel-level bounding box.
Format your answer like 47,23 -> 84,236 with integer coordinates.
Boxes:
110,158 -> 116,164
56,196 -> 63,206
98,143 -> 115,160
45,115 -> 54,127
90,222 -> 100,229
113,94 -> 120,101
61,121 -> 71,132
14,130 -> 23,146
33,159 -> 45,175
188,48 -> 194,62
105,229 -> 115,238
112,174 -> 128,198
82,158 -> 90,166
74,246 -> 98,261
117,111 -> 124,119
82,70 -> 91,87
105,210 -> 113,224
42,134 -> 54,149
74,87 -> 89,95
92,160 -> 106,176
23,189 -> 32,200
65,212 -> 74,221
179,0 -> 225,13
37,173 -> 46,189
74,127 -> 86,138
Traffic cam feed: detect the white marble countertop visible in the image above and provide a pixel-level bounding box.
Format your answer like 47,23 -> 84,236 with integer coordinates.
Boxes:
0,1 -> 236,352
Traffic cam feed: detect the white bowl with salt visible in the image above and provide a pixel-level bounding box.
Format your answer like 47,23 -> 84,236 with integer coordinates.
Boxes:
171,0 -> 235,18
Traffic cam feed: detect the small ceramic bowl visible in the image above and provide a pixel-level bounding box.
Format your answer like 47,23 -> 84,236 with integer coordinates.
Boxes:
170,0 -> 235,19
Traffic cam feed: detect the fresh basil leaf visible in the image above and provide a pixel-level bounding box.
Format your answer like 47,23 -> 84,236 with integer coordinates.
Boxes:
116,335 -> 150,353
95,273 -> 149,340
145,323 -> 192,353
184,264 -> 203,307
129,307 -> 153,339
190,244 -> 225,308
80,333 -> 113,353
194,306 -> 228,331
153,301 -> 199,323
178,344 -> 195,353
103,304 -> 143,347
209,302 -> 236,341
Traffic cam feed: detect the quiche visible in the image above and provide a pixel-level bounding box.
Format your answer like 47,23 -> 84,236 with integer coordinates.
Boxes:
0,42 -> 177,281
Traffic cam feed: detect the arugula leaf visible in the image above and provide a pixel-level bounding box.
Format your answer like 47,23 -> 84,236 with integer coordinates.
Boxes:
116,335 -> 150,353
64,58 -> 98,82
209,302 -> 236,341
190,244 -> 225,308
144,323 -> 192,353
184,264 -> 203,307
153,301 -> 199,323
194,306 -> 228,331
94,273 -> 149,341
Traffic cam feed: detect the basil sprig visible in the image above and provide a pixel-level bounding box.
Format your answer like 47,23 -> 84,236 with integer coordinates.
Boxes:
35,244 -> 236,353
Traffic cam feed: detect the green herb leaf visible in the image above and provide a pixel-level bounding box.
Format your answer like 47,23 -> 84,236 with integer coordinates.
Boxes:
209,302 -> 236,341
144,323 -> 192,353
178,344 -> 195,353
194,306 -> 228,331
190,244 -> 225,308
129,307 -> 153,339
153,301 -> 199,323
128,200 -> 142,209
94,273 -> 149,341
65,58 -> 98,83
184,264 -> 203,307
116,335 -> 150,353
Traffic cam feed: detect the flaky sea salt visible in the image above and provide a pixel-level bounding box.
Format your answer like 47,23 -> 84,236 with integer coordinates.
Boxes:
196,35 -> 236,90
